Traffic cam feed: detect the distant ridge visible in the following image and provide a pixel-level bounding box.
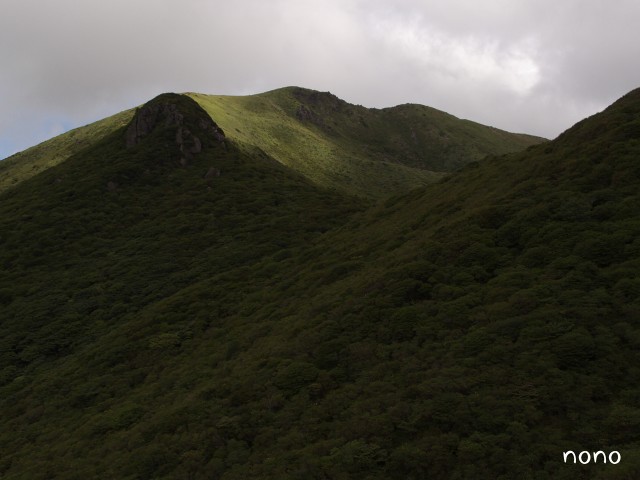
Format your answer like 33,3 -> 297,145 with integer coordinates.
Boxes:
0,86 -> 545,197
190,86 -> 545,196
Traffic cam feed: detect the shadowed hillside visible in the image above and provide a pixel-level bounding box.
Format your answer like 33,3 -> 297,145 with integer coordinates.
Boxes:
1,89 -> 638,479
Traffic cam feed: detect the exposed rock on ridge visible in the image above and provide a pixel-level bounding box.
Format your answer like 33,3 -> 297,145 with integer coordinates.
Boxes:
125,93 -> 226,160
295,104 -> 324,125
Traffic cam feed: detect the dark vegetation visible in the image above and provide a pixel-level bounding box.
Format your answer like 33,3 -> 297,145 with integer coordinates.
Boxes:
1,89 -> 640,479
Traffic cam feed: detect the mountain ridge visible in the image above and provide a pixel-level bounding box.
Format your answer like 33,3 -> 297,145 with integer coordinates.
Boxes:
189,87 -> 545,196
0,86 -> 545,197
2,87 -> 639,479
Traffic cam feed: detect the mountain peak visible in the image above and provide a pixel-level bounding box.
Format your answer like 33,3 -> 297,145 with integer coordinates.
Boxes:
125,93 -> 225,154
288,86 -> 345,107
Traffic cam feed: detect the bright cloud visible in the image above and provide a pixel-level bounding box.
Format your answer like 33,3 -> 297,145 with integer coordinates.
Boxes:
372,18 -> 541,95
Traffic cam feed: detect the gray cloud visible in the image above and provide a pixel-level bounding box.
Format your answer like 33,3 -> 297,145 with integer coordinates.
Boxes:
1,0 -> 639,159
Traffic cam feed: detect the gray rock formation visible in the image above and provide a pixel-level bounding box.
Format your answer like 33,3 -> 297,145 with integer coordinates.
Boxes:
125,94 -> 226,153
295,104 -> 324,125
204,167 -> 221,179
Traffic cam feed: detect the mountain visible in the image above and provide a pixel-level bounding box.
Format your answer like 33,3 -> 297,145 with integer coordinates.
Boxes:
189,87 -> 544,197
2,88 -> 640,479
0,86 -> 544,197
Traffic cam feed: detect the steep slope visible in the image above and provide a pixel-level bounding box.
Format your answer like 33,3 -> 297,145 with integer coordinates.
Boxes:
2,89 -> 638,480
190,87 -> 544,197
0,108 -> 134,193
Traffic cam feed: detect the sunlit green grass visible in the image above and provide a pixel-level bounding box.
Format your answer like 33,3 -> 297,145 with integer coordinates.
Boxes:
0,109 -> 134,193
190,87 -> 543,197
1,86 -> 543,198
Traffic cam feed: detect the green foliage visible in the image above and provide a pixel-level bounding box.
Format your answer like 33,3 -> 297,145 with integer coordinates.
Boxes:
0,108 -> 134,193
1,88 -> 640,479
189,87 -> 544,197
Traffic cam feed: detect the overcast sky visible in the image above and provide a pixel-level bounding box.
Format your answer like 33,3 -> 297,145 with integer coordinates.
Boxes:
1,0 -> 639,160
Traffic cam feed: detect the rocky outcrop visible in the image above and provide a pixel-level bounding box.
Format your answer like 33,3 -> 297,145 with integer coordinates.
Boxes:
291,87 -> 345,112
125,101 -> 182,147
295,104 -> 324,125
118,94 -> 226,188
125,93 -> 226,160
204,167 -> 221,179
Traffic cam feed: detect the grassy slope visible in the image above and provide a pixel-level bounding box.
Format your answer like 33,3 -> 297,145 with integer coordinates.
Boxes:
188,89 -> 438,198
190,87 -> 544,197
0,86 -> 543,198
1,89 -> 639,479
0,109 -> 134,194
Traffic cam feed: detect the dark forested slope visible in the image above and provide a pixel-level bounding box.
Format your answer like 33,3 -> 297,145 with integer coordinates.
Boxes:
1,90 -> 640,479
